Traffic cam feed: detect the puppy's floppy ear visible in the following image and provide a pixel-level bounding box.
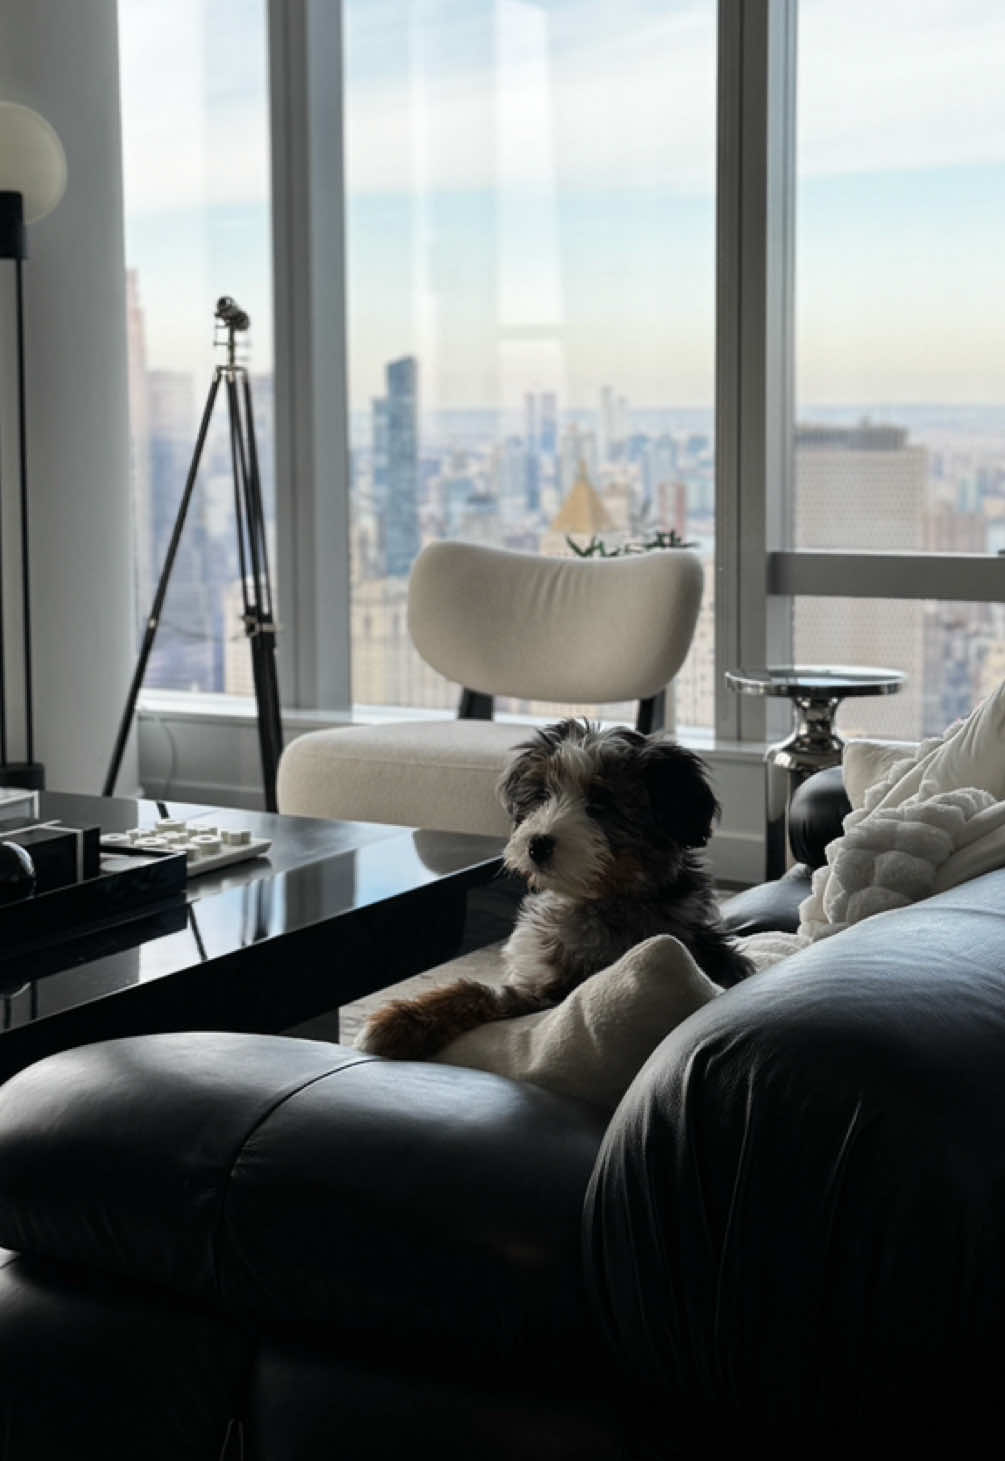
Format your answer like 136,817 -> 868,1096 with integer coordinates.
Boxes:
495,718 -> 589,819
496,727 -> 552,819
496,745 -> 533,819
641,739 -> 720,848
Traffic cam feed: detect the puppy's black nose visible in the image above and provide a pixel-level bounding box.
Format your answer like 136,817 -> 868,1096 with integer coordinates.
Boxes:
528,834 -> 555,866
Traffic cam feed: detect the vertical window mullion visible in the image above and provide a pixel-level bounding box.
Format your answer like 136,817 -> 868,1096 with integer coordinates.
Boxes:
715,0 -> 796,744
268,0 -> 352,713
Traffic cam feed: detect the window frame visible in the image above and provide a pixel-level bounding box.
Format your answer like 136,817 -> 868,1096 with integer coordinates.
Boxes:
268,0 -> 352,713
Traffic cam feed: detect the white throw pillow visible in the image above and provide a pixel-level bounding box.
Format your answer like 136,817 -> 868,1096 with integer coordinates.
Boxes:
870,679 -> 1005,810
432,935 -> 722,1113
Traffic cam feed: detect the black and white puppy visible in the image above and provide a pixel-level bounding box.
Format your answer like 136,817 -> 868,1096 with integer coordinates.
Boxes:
358,719 -> 752,1059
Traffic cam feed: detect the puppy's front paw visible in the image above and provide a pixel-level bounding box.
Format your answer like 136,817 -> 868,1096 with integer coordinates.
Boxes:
355,999 -> 436,1059
355,979 -> 511,1061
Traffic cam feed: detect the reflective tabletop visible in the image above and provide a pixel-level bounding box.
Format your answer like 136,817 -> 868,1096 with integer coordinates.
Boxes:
724,664 -> 905,699
0,790 -> 504,1063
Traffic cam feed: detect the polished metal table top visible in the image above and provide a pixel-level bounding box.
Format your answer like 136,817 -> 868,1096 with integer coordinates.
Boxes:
725,665 -> 905,699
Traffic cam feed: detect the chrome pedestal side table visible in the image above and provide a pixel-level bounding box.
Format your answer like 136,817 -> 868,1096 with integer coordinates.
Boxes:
725,665 -> 906,881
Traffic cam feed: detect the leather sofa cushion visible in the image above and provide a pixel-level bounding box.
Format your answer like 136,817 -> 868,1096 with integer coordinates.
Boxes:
0,1250 -> 247,1459
0,1032 -> 608,1364
719,864 -> 811,936
585,868 -> 1005,1442
246,1340 -> 626,1461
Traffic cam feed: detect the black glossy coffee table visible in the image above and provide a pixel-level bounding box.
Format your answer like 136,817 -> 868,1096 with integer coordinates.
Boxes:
0,790 -> 505,1083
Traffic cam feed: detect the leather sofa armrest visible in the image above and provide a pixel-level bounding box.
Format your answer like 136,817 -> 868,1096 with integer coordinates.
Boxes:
719,766 -> 850,936
787,764 -> 850,868
0,1034 -> 370,1305
0,1032 -> 607,1343
584,872 -> 1005,1443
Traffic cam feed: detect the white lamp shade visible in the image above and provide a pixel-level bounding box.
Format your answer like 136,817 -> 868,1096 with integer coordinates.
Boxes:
0,101 -> 67,223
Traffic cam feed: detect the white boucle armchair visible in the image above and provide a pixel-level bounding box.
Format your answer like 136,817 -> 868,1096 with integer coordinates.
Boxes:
277,541 -> 704,836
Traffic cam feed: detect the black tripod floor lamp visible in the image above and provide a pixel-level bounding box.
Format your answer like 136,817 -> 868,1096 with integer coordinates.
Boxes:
0,100 -> 67,791
103,297 -> 284,811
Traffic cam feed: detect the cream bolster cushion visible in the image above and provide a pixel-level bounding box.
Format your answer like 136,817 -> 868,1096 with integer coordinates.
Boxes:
408,540 -> 704,707
431,935 -> 723,1113
842,739 -> 921,811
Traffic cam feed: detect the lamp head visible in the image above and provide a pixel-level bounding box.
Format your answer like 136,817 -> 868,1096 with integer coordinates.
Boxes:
0,101 -> 67,241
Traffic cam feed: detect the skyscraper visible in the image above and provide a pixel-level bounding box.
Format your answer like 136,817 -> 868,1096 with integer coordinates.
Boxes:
524,391 -> 537,449
125,269 -> 153,640
524,448 -> 540,513
383,356 -> 420,577
599,385 -> 616,462
372,396 -> 389,506
539,392 -> 558,454
146,369 -> 218,690
616,394 -> 629,449
794,420 -> 928,737
646,433 -> 678,511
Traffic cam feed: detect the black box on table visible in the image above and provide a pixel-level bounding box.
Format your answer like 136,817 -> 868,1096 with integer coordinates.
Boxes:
0,812 -> 186,959
0,822 -> 101,893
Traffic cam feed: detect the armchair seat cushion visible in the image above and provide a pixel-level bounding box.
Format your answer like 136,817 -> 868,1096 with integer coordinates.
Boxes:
277,721 -> 523,834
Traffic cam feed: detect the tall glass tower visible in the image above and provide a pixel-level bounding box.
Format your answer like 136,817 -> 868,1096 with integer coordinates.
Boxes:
384,356 -> 420,576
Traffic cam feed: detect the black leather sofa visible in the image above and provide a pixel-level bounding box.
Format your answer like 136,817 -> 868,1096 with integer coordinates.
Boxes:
1,765 -> 1003,1458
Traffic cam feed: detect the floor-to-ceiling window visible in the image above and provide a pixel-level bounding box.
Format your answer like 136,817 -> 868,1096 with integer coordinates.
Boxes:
118,0 -> 274,697
343,0 -> 717,729
790,0 -> 1005,739
116,0 -> 1005,794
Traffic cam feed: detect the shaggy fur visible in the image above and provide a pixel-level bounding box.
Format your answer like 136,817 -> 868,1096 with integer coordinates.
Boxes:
358,718 -> 752,1060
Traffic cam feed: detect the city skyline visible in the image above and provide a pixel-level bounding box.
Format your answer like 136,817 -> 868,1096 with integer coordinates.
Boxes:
123,263 -> 1005,741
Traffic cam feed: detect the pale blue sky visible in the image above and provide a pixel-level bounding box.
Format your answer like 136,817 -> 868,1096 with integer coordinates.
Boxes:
119,0 -> 1005,412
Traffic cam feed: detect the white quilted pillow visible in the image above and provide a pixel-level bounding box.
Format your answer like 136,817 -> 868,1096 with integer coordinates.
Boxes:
799,786 -> 995,940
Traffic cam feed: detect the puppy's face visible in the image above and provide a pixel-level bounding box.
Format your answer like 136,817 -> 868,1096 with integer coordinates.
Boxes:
497,718 -> 719,899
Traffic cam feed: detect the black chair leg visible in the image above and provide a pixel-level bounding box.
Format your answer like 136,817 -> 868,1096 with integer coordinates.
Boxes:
458,689 -> 494,720
635,690 -> 666,735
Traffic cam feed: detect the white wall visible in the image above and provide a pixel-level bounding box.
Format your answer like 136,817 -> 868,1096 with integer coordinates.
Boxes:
0,0 -> 137,794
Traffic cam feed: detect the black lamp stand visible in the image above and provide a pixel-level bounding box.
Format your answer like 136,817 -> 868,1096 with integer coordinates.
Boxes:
0,190 -> 44,792
103,298 -> 283,810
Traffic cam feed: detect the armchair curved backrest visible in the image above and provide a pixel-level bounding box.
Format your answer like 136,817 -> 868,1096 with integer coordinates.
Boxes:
407,541 -> 704,733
